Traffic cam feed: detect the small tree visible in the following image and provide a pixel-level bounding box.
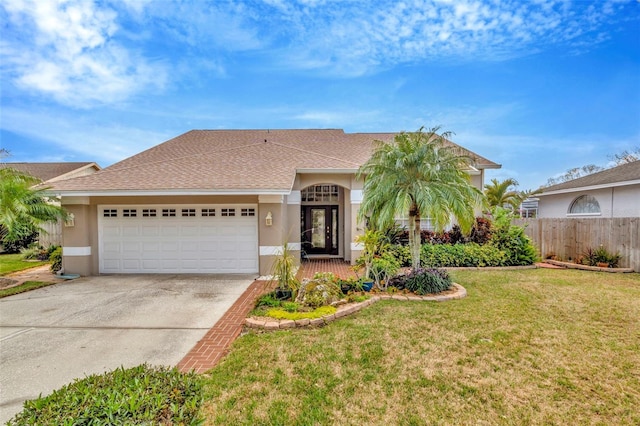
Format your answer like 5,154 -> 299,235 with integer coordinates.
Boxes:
357,127 -> 485,270
269,242 -> 299,299
484,178 -> 521,210
0,168 -> 66,249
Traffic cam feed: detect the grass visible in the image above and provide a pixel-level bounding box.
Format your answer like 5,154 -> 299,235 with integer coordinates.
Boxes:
8,364 -> 203,425
201,269 -> 640,425
0,281 -> 57,298
0,253 -> 48,275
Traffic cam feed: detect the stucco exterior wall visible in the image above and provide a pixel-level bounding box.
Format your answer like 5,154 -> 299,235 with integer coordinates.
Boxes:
538,185 -> 640,218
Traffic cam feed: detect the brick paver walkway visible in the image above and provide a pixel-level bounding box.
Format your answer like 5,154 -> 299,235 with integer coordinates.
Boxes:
297,258 -> 358,280
178,258 -> 355,373
177,279 -> 275,373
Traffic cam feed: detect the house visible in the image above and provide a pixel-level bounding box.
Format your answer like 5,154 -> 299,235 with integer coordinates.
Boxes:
0,162 -> 101,183
47,129 -> 499,276
0,162 -> 101,247
536,160 -> 640,218
518,197 -> 539,218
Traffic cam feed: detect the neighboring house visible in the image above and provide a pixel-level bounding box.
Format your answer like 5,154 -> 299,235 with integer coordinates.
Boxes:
519,197 -> 539,218
0,162 -> 101,183
0,162 -> 101,246
47,129 -> 499,276
537,161 -> 640,218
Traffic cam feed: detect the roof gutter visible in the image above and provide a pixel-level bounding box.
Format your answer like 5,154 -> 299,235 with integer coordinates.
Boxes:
46,189 -> 291,197
538,179 -> 640,196
296,168 -> 359,174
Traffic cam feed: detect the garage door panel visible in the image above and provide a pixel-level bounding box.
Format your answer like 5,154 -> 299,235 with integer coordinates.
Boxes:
161,226 -> 179,236
200,226 -> 219,236
122,242 -> 140,252
103,259 -> 120,271
199,242 -> 219,252
142,242 -> 159,253
103,225 -> 121,236
122,225 -> 140,236
99,204 -> 258,273
142,226 -> 159,236
122,259 -> 140,270
142,260 -> 161,269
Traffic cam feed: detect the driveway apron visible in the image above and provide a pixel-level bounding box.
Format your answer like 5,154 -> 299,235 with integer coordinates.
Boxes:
0,274 -> 253,424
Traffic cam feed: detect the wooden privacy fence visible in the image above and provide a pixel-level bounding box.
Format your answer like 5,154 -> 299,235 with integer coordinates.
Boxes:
38,219 -> 63,247
513,217 -> 639,272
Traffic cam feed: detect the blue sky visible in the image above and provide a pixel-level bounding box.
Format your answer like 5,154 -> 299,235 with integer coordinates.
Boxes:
1,0 -> 638,191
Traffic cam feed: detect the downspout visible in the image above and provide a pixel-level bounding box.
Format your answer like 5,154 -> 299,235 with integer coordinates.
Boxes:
611,187 -> 614,218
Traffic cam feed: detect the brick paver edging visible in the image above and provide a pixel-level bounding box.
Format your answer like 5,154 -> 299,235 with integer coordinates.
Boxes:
245,283 -> 467,331
177,279 -> 275,373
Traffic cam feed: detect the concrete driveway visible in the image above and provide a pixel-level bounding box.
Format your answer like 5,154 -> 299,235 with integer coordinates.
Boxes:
0,274 -> 254,423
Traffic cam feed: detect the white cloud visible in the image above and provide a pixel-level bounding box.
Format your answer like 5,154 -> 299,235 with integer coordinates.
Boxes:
258,0 -> 632,76
1,0 -> 167,107
1,106 -> 170,164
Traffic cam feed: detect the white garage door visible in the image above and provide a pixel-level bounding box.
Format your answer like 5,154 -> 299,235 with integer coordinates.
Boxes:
98,204 -> 258,274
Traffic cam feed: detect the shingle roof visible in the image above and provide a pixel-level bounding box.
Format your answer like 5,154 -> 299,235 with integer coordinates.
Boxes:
540,160 -> 640,194
49,129 -> 500,194
0,162 -> 99,182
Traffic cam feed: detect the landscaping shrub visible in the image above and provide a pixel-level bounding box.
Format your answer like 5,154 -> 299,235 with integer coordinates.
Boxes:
7,364 -> 203,425
255,292 -> 282,308
296,273 -> 342,308
49,247 -> 62,273
387,273 -> 409,290
581,246 -> 621,268
404,268 -> 452,295
487,207 -> 538,266
388,244 -> 411,267
20,244 -> 58,261
393,217 -> 492,245
489,224 -> 537,266
420,243 -> 506,267
0,227 -> 39,254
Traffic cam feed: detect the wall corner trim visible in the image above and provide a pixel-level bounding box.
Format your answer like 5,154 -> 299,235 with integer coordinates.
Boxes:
63,246 -> 92,256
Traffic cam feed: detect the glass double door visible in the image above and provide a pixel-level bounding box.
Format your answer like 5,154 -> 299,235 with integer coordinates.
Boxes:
301,206 -> 338,255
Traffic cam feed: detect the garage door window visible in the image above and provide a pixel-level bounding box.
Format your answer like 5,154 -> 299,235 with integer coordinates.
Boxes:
123,209 -> 137,217
143,209 -> 157,217
182,208 -> 196,217
221,208 -> 235,216
202,208 -> 215,216
241,208 -> 256,216
162,209 -> 176,217
103,209 -> 117,217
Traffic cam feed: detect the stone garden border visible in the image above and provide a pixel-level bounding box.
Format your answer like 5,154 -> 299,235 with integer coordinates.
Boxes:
545,259 -> 634,273
245,283 -> 467,331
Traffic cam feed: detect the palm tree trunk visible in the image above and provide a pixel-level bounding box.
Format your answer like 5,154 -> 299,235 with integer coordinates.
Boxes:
409,203 -> 421,270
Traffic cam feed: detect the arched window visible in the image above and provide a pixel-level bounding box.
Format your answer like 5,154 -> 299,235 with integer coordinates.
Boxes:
568,195 -> 601,214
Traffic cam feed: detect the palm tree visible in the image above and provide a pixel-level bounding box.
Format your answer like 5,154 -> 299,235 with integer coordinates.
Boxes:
484,178 -> 521,210
0,168 -> 66,246
357,127 -> 486,269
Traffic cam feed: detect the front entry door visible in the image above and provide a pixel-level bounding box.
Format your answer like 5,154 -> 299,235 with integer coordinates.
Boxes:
302,206 -> 338,255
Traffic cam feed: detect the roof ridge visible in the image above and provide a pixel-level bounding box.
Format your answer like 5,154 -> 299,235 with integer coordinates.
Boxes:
267,140 -> 362,167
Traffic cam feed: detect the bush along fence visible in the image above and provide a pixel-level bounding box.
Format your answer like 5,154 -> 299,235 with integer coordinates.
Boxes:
514,217 -> 639,272
389,211 -> 538,268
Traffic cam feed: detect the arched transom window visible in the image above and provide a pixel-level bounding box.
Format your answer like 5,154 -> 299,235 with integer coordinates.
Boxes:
568,195 -> 601,214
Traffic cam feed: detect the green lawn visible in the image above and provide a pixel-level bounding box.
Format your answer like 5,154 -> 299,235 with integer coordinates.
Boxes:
0,253 -> 47,276
0,281 -> 57,298
202,269 -> 640,425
